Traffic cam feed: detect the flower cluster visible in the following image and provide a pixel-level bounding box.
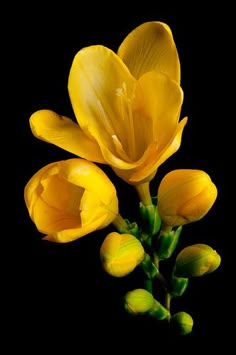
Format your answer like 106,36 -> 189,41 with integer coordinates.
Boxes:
24,21 -> 220,335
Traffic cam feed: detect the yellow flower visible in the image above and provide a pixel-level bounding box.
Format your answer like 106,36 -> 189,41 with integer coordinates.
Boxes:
24,158 -> 118,243
29,21 -> 187,185
100,232 -> 145,277
157,169 -> 217,227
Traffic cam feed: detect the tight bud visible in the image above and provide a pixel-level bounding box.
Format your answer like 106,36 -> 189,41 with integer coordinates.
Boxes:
174,244 -> 221,278
170,311 -> 194,335
157,169 -> 217,227
100,232 -> 145,277
124,289 -> 155,314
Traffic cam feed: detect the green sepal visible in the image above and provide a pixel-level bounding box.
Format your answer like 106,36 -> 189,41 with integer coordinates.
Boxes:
116,219 -> 140,238
139,202 -> 161,237
170,274 -> 189,297
155,226 -> 182,260
139,253 -> 159,280
149,299 -> 170,320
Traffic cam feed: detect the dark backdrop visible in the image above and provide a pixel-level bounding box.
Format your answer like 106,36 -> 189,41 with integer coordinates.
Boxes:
8,1 -> 232,352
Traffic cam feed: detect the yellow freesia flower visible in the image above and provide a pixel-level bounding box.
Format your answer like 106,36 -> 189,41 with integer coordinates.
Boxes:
24,158 -> 118,243
29,21 -> 187,185
157,169 -> 218,227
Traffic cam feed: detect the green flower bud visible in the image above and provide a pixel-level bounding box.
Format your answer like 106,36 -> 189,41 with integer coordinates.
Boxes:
124,289 -> 155,314
174,244 -> 221,278
170,312 -> 193,335
157,169 -> 217,227
100,232 -> 145,277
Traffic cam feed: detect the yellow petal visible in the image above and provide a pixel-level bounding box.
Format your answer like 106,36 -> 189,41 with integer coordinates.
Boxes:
44,215 -> 108,243
95,72 -> 183,174
118,21 -> 180,83
59,158 -> 118,206
30,109 -> 105,163
132,71 -> 184,153
130,117 -> 188,183
31,193 -> 81,234
68,45 -> 136,154
24,162 -> 58,216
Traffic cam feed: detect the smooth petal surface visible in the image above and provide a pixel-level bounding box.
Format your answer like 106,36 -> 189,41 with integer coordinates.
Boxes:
44,215 -> 109,243
68,45 -> 136,155
129,116 -> 188,183
24,161 -> 57,216
118,21 -> 180,83
30,110 -> 105,163
111,72 -> 187,183
60,158 -> 118,206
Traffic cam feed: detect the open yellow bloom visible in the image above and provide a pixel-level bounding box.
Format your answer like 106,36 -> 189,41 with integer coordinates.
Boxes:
24,158 -> 118,243
29,21 -> 187,185
157,169 -> 218,227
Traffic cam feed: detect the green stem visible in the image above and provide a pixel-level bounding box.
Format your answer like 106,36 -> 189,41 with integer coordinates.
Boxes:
112,214 -> 129,232
135,182 -> 152,206
165,292 -> 171,314
144,279 -> 153,294
153,253 -> 159,268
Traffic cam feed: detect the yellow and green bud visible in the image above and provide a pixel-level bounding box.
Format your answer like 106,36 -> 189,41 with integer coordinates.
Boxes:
124,288 -> 170,320
124,288 -> 155,314
170,311 -> 194,335
100,232 -> 145,277
157,169 -> 217,227
24,158 -> 119,243
174,244 -> 221,278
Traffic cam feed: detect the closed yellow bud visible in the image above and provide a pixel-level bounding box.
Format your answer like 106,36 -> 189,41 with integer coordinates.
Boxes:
100,232 -> 145,277
24,158 -> 119,243
174,244 -> 221,278
124,289 -> 155,314
157,169 -> 217,226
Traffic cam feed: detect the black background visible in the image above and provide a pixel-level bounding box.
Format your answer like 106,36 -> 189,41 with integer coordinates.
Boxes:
8,1 -> 232,352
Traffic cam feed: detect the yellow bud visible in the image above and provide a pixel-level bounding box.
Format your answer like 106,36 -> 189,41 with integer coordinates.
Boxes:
174,244 -> 221,278
100,232 -> 145,277
170,312 -> 194,335
124,289 -> 155,314
157,169 -> 217,226
24,158 -> 119,242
